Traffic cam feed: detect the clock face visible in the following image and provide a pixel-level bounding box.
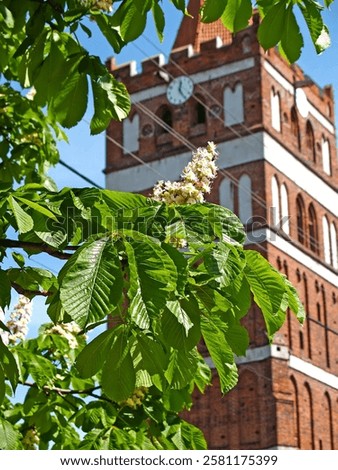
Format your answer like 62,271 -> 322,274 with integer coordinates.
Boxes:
166,76 -> 194,105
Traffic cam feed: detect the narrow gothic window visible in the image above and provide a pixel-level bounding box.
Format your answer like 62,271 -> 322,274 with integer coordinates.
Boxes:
330,222 -> 338,269
224,83 -> 244,126
291,107 -> 301,150
305,121 -> 316,162
308,204 -> 319,253
271,88 -> 281,132
296,195 -> 305,245
192,96 -> 206,125
280,184 -> 290,234
322,216 -> 331,264
219,177 -> 235,213
156,105 -> 172,134
322,137 -> 331,175
123,112 -> 139,154
271,175 -> 280,227
238,174 -> 252,224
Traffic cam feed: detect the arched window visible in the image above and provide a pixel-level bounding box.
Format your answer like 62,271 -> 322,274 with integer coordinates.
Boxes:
271,87 -> 281,132
156,105 -> 172,135
322,216 -> 331,264
324,392 -> 334,449
303,383 -> 315,449
280,183 -> 290,234
330,222 -> 338,270
219,177 -> 234,213
308,204 -> 319,253
296,195 -> 305,245
192,95 -> 206,125
123,112 -> 139,154
291,107 -> 301,150
322,136 -> 331,175
238,174 -> 252,224
305,121 -> 316,162
224,82 -> 244,126
290,376 -> 300,448
271,175 -> 280,227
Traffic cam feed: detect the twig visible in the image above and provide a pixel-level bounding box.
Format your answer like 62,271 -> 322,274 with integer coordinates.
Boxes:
0,239 -> 79,260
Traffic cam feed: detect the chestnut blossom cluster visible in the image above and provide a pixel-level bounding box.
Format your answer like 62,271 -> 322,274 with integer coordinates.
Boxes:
0,296 -> 32,345
152,141 -> 218,205
45,322 -> 83,350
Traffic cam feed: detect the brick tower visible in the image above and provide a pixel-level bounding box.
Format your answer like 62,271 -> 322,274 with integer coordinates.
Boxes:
105,0 -> 338,449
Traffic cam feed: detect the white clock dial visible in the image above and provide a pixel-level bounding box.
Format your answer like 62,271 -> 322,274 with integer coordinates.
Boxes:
166,76 -> 194,105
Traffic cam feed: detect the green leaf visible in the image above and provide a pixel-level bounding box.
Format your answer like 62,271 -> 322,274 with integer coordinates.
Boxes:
0,417 -> 21,450
200,0 -> 227,23
59,237 -> 123,327
120,4 -> 147,43
101,190 -> 151,211
135,333 -> 167,376
161,303 -> 200,352
166,300 -> 193,335
164,349 -> 198,389
51,69 -> 88,128
101,328 -> 136,402
11,252 -> 25,268
180,421 -> 207,450
170,0 -> 186,13
244,250 -> 287,340
201,317 -> 238,394
18,350 -> 56,388
221,0 -> 252,33
0,337 -> 19,392
90,75 -> 130,134
152,2 -> 165,42
284,278 -> 305,324
257,0 -> 288,50
76,328 -> 116,379
95,14 -> 125,53
0,269 -> 11,309
13,196 -> 58,221
8,195 -> 34,233
299,2 -> 330,54
0,366 -> 5,406
280,6 -> 304,63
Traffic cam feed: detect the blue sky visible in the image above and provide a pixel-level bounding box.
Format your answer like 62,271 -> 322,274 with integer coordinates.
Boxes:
5,2 -> 338,337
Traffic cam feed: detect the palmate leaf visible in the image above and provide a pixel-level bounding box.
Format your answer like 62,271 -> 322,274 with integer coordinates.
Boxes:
59,237 -> 123,328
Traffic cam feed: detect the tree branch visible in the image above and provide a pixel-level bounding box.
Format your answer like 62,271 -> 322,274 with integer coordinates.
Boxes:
11,282 -> 51,297
0,239 -> 78,259
21,381 -> 101,396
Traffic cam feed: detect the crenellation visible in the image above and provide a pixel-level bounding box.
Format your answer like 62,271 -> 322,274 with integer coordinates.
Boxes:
199,36 -> 223,52
141,53 -> 166,74
169,44 -> 195,63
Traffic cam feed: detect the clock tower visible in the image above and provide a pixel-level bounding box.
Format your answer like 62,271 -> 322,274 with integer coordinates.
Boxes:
105,0 -> 338,449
